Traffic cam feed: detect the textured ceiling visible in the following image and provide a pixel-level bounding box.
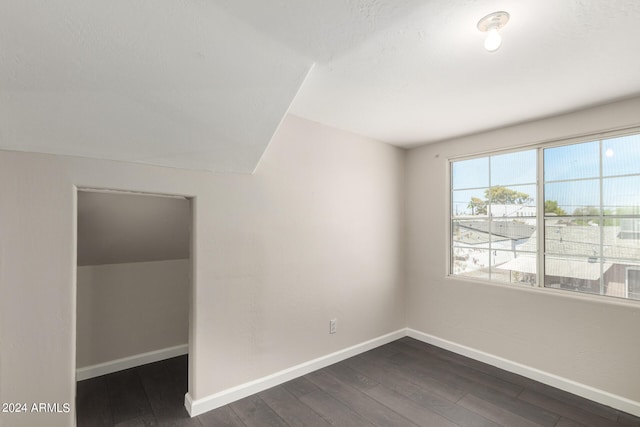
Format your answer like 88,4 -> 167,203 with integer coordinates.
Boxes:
2,1 -> 640,172
289,0 -> 640,146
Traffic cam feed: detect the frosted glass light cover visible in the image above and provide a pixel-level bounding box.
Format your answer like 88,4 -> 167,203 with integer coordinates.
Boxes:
484,28 -> 502,51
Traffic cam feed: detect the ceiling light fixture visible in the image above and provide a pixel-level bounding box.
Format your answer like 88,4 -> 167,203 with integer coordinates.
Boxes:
477,11 -> 510,52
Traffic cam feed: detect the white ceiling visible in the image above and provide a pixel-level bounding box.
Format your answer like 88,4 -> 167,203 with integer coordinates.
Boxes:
3,1 -> 640,172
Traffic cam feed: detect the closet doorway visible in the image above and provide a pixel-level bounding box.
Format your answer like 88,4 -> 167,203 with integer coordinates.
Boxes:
75,189 -> 194,425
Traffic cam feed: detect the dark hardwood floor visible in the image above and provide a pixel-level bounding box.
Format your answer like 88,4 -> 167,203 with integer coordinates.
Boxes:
76,337 -> 640,426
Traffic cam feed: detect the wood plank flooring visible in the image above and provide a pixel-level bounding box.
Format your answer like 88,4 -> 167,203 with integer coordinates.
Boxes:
76,337 -> 640,426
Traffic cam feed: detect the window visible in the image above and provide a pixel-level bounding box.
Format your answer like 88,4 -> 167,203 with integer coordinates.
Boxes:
626,268 -> 640,300
451,149 -> 537,284
450,131 -> 640,302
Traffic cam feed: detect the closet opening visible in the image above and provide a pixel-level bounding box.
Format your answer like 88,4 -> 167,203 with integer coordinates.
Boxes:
74,188 -> 194,425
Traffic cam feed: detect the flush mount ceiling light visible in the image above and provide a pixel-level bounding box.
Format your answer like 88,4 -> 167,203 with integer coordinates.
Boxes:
477,11 -> 510,52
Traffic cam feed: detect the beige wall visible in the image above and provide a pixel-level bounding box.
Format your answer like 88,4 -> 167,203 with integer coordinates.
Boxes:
405,96 -> 640,404
76,192 -> 191,370
77,191 -> 191,266
0,114 -> 405,427
76,259 -> 190,368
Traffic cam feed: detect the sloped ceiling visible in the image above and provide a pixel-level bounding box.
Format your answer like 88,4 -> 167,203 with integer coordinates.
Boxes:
77,191 -> 190,266
0,0 -> 313,173
2,1 -> 640,172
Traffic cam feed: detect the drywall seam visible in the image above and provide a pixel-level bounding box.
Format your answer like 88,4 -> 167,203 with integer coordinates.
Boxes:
407,329 -> 640,418
184,329 -> 406,417
76,344 -> 188,381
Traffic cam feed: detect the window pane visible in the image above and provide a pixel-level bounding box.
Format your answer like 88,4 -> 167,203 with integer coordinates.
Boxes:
602,261 -> 640,300
452,188 -> 488,217
602,134 -> 640,177
490,219 -> 536,249
517,221 -> 537,253
452,219 -> 491,246
602,175 -> 640,214
452,157 -> 488,190
493,252 -> 537,285
544,141 -> 599,182
452,248 -> 490,279
545,219 -> 601,257
451,248 -> 533,283
601,219 -> 640,260
489,262 -> 514,283
544,179 -> 599,216
451,151 -> 538,286
627,267 -> 640,300
491,150 -> 537,186
544,255 -> 603,296
487,184 -> 536,218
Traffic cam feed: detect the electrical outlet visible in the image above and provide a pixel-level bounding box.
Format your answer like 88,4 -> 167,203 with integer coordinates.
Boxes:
329,318 -> 337,334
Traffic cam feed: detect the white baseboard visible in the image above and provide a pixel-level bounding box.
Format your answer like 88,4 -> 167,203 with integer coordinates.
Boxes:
406,328 -> 640,418
76,344 -> 188,381
185,328 -> 639,418
184,329 -> 406,417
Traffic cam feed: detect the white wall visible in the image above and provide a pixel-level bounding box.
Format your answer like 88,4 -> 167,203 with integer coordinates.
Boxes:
406,97 -> 640,407
76,259 -> 190,369
0,114 -> 405,427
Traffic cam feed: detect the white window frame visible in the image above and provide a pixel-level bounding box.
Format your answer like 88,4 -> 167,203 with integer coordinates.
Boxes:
448,126 -> 640,303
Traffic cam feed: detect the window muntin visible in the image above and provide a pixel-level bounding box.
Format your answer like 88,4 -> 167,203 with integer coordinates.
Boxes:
450,131 -> 640,302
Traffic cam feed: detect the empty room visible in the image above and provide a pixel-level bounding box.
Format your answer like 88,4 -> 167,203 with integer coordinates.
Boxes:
1,1 -> 639,427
